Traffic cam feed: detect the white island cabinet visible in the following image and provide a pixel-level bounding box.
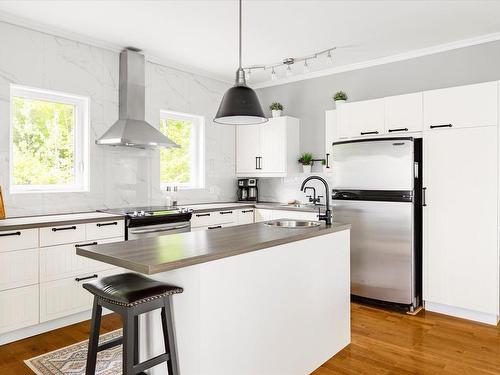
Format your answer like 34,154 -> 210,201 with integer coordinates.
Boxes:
76,221 -> 351,375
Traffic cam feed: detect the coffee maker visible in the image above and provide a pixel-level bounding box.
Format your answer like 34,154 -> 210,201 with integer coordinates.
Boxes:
237,178 -> 258,202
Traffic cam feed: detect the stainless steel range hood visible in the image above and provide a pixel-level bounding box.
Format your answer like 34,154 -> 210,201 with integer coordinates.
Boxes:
96,49 -> 179,149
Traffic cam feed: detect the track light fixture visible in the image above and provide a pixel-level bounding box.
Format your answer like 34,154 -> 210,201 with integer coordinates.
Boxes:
243,46 -> 337,81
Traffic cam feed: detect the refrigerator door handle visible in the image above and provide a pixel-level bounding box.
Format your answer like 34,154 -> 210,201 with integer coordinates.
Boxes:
422,187 -> 427,207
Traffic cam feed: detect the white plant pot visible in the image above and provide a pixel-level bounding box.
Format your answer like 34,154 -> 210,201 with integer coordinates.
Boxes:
302,165 -> 312,173
335,100 -> 346,108
271,109 -> 282,118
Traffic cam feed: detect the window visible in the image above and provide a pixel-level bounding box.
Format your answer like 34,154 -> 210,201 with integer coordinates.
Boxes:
10,85 -> 89,193
159,110 -> 204,189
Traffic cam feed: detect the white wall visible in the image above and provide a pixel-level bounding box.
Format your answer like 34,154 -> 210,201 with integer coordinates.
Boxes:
256,39 -> 500,203
0,21 -> 235,217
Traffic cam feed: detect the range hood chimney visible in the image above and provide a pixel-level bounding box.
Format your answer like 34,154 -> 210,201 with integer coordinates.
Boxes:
96,48 -> 179,149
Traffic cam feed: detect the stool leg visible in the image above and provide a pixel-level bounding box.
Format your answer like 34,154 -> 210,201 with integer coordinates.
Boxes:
86,298 -> 102,375
122,312 -> 136,375
161,296 -> 180,375
134,315 -> 139,365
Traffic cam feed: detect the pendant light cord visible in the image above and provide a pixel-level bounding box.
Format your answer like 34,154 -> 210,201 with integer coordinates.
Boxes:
239,0 -> 242,69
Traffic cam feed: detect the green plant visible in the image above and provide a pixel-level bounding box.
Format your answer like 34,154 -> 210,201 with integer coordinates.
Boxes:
298,152 -> 313,166
269,102 -> 284,111
333,91 -> 348,101
321,159 -> 326,165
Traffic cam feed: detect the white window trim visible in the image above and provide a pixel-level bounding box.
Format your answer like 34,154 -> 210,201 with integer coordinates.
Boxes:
9,84 -> 90,194
159,110 -> 205,190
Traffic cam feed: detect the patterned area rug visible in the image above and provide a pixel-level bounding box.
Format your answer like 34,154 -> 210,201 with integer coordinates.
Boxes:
25,329 -> 123,375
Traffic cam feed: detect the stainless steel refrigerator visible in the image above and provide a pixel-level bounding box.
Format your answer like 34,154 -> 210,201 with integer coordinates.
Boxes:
331,137 -> 422,312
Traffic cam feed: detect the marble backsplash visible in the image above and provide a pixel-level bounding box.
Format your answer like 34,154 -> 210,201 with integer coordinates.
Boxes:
0,21 -> 236,217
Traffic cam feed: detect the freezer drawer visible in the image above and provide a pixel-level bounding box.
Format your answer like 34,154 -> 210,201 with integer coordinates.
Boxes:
333,199 -> 414,305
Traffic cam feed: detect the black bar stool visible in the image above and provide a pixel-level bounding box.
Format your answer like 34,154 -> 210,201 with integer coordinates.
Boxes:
82,272 -> 183,375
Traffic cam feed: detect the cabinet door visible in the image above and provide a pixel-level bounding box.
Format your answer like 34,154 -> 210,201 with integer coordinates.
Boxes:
236,209 -> 255,225
423,126 -> 498,314
339,98 -> 385,138
254,209 -> 274,222
385,93 -> 423,133
236,124 -> 260,174
324,110 -> 337,173
0,285 -> 39,334
260,117 -> 286,173
423,81 -> 498,129
0,249 -> 38,291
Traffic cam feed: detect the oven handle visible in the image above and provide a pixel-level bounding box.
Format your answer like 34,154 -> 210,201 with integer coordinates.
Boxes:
129,223 -> 191,234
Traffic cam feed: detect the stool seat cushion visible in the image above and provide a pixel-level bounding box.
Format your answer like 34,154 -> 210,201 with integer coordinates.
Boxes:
83,273 -> 183,307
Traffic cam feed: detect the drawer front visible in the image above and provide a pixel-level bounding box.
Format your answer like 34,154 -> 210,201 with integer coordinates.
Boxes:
86,220 -> 125,240
191,212 -> 219,228
236,209 -> 255,225
40,224 -> 85,247
0,249 -> 38,291
215,210 -> 236,224
40,268 -> 123,323
0,228 -> 38,253
191,223 -> 232,231
0,285 -> 39,334
40,237 -> 122,282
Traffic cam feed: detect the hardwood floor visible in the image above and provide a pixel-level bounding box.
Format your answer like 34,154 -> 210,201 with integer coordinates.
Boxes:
1,303 -> 499,374
313,303 -> 500,375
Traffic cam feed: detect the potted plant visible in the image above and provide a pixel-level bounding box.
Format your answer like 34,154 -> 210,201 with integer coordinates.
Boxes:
270,102 -> 284,118
298,152 -> 313,173
333,91 -> 348,108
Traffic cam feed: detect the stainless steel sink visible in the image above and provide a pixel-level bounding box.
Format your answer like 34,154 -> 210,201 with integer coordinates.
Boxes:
265,220 -> 321,228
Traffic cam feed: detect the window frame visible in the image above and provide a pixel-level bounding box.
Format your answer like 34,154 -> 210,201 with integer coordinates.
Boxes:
159,110 -> 205,190
9,84 -> 90,194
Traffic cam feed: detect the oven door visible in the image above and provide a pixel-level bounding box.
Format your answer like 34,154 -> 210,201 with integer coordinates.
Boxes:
127,221 -> 191,240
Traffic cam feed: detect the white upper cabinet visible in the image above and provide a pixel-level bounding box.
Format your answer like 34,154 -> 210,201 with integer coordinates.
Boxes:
385,92 -> 423,133
423,81 -> 498,129
236,116 -> 300,177
338,98 -> 385,138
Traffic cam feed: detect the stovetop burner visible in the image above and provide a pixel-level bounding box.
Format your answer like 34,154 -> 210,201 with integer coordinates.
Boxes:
102,206 -> 192,219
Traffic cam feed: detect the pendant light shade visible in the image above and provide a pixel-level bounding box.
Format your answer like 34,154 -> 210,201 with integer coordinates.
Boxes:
214,0 -> 268,125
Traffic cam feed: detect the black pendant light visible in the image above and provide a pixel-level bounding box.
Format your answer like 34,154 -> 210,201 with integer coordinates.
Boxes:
214,0 -> 268,125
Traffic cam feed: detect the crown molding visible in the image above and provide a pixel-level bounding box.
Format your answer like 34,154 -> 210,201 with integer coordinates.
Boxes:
252,31 -> 500,89
0,11 -> 232,85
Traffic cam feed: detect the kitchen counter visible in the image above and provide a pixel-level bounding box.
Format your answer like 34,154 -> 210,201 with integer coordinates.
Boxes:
76,220 -> 351,375
0,212 -> 124,231
76,220 -> 349,274
184,201 -> 329,213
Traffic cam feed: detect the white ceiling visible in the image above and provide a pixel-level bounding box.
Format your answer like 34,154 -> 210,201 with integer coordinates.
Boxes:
1,0 -> 500,85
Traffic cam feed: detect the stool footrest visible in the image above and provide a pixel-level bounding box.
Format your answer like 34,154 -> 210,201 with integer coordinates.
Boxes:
98,336 -> 123,352
134,353 -> 170,373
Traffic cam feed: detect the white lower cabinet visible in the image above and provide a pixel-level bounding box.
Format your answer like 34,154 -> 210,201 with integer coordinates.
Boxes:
40,268 -> 123,323
255,209 -> 319,222
0,285 -> 39,334
423,126 -> 499,317
236,209 -> 255,225
0,249 -> 38,291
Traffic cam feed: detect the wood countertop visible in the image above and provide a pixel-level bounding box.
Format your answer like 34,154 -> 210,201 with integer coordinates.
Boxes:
76,220 -> 350,275
0,212 -> 125,231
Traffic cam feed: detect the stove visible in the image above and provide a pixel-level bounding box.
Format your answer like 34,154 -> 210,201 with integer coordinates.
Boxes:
102,206 -> 193,240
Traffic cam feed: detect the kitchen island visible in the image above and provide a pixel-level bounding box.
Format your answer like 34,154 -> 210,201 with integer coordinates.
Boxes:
77,220 -> 351,375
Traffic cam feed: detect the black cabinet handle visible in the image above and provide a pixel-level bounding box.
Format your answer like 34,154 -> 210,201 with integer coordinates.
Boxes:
219,211 -> 233,215
388,128 -> 409,133
255,156 -> 258,170
241,209 -> 254,213
96,222 -> 118,227
326,153 -> 330,169
75,274 -> 98,282
360,131 -> 379,135
75,242 -> 98,248
430,124 -> 452,129
52,226 -> 77,232
422,187 -> 427,207
0,231 -> 21,237
208,225 -> 222,230
196,213 -> 211,217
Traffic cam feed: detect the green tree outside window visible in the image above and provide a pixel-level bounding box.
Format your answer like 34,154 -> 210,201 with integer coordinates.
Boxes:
160,118 -> 192,185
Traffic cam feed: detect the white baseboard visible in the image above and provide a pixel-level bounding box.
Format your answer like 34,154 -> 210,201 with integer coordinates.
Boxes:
425,301 -> 499,325
0,308 -> 114,346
